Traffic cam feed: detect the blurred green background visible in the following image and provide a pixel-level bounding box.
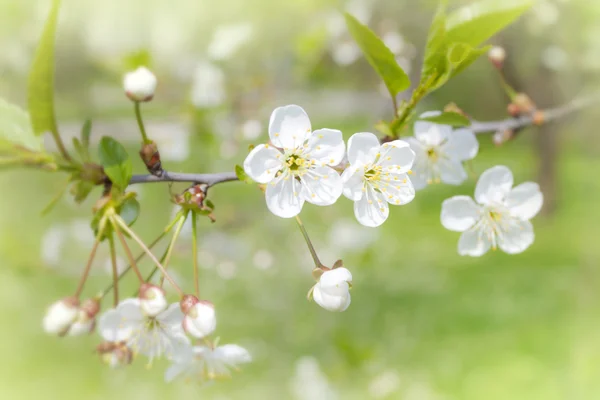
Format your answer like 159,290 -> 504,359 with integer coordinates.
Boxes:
1,0 -> 600,399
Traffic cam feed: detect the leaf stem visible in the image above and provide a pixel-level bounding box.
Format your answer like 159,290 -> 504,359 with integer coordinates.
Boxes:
158,211 -> 188,287
295,215 -> 324,269
111,217 -> 145,283
134,102 -> 151,144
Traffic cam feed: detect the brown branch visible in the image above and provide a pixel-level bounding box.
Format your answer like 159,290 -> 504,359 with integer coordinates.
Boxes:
127,93 -> 598,187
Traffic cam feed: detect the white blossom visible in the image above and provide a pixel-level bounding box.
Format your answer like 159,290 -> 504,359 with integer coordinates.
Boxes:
441,165 -> 543,256
243,105 -> 345,218
67,298 -> 100,336
406,111 -> 479,190
165,343 -> 252,383
43,297 -> 79,336
182,301 -> 217,339
341,132 -> 415,227
123,67 -> 157,102
312,268 -> 352,312
139,284 -> 168,317
97,309 -> 135,368
99,298 -> 189,363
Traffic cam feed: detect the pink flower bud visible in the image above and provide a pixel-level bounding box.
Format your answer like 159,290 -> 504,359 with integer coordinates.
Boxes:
488,46 -> 506,68
68,298 -> 101,336
139,283 -> 167,317
182,298 -> 216,339
43,297 -> 80,336
123,67 -> 157,102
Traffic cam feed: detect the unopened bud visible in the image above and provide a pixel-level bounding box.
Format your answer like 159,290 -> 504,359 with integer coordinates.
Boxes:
97,342 -> 133,368
123,67 -> 157,102
182,298 -> 216,339
139,142 -> 163,177
532,111 -> 545,126
139,284 -> 167,317
68,298 -> 101,336
312,267 -> 353,312
43,297 -> 80,336
488,46 -> 506,69
507,103 -> 520,117
514,93 -> 535,114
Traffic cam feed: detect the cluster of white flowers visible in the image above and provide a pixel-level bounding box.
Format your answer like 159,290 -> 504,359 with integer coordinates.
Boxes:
43,285 -> 251,383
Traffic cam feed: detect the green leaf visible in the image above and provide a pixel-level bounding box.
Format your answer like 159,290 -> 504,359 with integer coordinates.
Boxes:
446,0 -> 533,48
119,197 -> 140,226
27,0 -> 61,137
428,42 -> 490,92
418,111 -> 470,127
344,13 -> 410,100
0,98 -> 42,151
81,119 -> 92,149
98,136 -> 132,190
421,1 -> 448,85
70,179 -> 95,203
205,199 -> 215,210
235,164 -> 253,184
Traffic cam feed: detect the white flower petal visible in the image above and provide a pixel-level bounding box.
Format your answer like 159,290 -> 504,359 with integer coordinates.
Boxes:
268,105 -> 311,149
377,140 -> 415,172
319,267 -> 352,289
98,309 -> 132,342
265,172 -> 305,218
443,128 -> 479,161
378,173 -> 415,205
306,129 -> 345,166
164,362 -> 188,383
347,132 -> 380,165
438,158 -> 468,185
243,144 -> 283,183
441,196 -> 481,232
475,165 -> 514,205
158,303 -> 185,328
313,286 -> 351,312
498,219 -> 534,254
301,166 -> 343,206
116,298 -> 144,322
216,344 -> 252,365
505,182 -> 543,220
414,113 -> 452,146
458,226 -> 491,257
341,164 -> 365,201
353,186 -> 389,227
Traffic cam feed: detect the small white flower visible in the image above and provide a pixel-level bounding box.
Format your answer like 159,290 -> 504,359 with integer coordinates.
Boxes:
68,298 -> 100,336
441,165 -> 543,256
243,105 -> 345,218
311,268 -> 353,312
341,132 -> 416,227
100,298 -> 189,363
182,300 -> 217,339
139,284 -> 167,317
123,67 -> 157,102
406,111 -> 479,190
165,343 -> 252,383
97,309 -> 134,368
43,297 -> 79,336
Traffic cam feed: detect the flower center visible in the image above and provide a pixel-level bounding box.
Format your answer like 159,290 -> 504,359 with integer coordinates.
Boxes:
427,147 -> 438,162
364,165 -> 383,182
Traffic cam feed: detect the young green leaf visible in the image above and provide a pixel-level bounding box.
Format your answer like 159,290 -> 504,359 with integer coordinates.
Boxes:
0,98 -> 42,151
119,197 -> 140,226
235,164 -> 254,184
445,0 -> 533,48
418,111 -> 470,127
71,179 -> 95,203
344,13 -> 410,100
81,119 -> 92,149
98,136 -> 132,190
205,199 -> 215,210
27,0 -> 61,137
421,1 -> 448,85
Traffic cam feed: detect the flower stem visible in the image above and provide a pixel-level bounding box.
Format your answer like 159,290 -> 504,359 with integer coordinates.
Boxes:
191,211 -> 200,297
111,217 -> 145,283
50,126 -> 72,162
134,102 -> 151,144
107,233 -> 119,307
158,210 -> 188,287
74,217 -> 106,298
113,215 -> 184,297
295,215 -> 324,269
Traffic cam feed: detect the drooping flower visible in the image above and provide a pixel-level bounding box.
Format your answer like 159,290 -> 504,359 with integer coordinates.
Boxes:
43,297 -> 79,336
310,267 -> 353,312
138,283 -> 167,317
123,67 -> 157,102
406,112 -> 479,190
100,298 -> 189,364
165,343 -> 252,383
68,298 -> 100,336
243,105 -> 345,218
341,132 -> 415,227
180,295 -> 217,339
441,165 -> 543,256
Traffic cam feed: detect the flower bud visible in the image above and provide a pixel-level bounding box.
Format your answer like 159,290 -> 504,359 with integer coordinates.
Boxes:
123,67 -> 157,102
488,46 -> 506,69
507,103 -> 520,117
97,342 -> 133,368
139,283 -> 167,317
514,93 -> 535,114
139,142 -> 163,177
43,297 -> 79,336
312,267 -> 352,312
181,295 -> 216,338
68,298 -> 101,336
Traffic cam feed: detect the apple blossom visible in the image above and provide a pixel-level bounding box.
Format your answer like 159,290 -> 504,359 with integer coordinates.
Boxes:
243,105 -> 345,218
441,165 -> 543,256
341,132 -> 416,227
406,112 -> 479,190
123,67 -> 157,102
311,267 -> 353,312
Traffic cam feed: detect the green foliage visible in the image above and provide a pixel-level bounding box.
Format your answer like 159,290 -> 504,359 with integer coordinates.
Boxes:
418,111 -> 470,127
72,120 -> 92,162
70,179 -> 95,204
421,0 -> 532,93
27,0 -> 61,137
119,196 -> 140,226
0,98 -> 42,151
344,13 -> 410,101
98,136 -> 132,191
235,164 -> 254,184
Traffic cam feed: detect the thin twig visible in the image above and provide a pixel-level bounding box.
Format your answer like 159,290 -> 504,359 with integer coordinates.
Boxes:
129,171 -> 238,186
74,218 -> 106,298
